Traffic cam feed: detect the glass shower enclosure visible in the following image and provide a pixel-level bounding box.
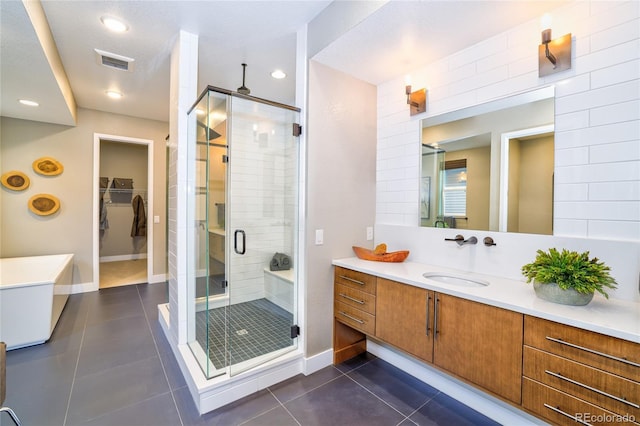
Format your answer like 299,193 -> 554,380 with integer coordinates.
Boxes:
186,86 -> 299,378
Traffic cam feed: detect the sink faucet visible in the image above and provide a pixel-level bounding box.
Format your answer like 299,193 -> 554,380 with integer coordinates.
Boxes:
444,234 -> 477,246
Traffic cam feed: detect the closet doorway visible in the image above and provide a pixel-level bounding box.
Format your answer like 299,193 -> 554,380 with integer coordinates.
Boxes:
92,133 -> 154,290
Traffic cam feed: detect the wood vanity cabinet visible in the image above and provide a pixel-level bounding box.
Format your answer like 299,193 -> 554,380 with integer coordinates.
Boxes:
432,293 -> 523,404
333,267 -> 377,363
376,278 -> 434,362
522,316 -> 640,425
375,279 -> 523,404
334,266 -> 639,423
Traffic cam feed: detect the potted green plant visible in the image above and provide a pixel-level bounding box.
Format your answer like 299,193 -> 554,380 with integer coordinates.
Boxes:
521,248 -> 617,306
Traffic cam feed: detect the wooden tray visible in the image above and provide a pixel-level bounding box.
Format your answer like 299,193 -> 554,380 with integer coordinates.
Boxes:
352,246 -> 409,263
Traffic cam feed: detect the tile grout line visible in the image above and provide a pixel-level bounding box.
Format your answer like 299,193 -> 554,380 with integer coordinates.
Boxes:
344,358 -> 444,424
62,293 -> 93,426
343,371 -> 412,423
273,366 -> 348,405
238,366 -> 348,426
269,388 -> 302,426
135,284 -> 185,426
402,392 -> 440,424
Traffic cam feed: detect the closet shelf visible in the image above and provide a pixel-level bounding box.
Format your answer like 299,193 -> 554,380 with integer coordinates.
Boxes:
100,188 -> 147,193
101,189 -> 147,205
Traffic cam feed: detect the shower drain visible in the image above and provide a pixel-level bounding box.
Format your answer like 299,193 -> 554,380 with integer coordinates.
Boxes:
236,329 -> 249,336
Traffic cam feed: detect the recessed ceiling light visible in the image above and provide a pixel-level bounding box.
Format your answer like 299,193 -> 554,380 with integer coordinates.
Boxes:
100,16 -> 129,33
271,70 -> 286,79
106,90 -> 123,99
18,99 -> 39,107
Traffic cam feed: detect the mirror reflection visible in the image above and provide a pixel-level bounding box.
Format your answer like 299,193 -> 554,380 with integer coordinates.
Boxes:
420,87 -> 555,234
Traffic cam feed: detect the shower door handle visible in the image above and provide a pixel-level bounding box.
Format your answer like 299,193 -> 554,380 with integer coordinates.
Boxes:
234,229 -> 246,255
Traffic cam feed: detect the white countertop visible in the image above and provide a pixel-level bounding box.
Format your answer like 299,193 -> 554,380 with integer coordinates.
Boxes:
333,257 -> 640,344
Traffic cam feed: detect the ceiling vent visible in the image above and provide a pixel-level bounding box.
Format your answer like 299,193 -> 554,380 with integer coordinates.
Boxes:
94,49 -> 135,72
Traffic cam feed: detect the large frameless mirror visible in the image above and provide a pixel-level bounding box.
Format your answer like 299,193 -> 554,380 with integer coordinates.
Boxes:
420,86 -> 555,234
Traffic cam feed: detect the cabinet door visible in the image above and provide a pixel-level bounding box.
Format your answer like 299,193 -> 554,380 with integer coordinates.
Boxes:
376,278 -> 434,362
434,293 -> 523,404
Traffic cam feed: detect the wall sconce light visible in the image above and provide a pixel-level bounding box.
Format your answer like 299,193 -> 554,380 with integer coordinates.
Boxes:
539,14 -> 571,77
405,85 -> 426,116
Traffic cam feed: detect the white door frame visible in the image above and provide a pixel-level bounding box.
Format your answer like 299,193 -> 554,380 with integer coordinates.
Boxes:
499,124 -> 554,232
92,133 -> 155,291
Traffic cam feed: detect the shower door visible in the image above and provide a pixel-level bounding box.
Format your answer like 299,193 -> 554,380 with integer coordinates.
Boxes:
227,96 -> 299,376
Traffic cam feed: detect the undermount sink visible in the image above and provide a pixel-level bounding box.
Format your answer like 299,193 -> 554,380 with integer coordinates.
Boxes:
422,272 -> 490,288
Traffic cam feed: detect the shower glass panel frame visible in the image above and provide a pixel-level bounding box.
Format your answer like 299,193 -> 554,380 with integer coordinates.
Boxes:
420,144 -> 445,228
186,86 -> 300,379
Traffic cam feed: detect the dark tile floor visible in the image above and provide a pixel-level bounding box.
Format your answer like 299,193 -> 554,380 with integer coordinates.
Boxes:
4,283 -> 500,426
196,298 -> 294,369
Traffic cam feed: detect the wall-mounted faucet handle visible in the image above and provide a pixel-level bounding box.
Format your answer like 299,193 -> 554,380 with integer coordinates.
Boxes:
444,234 -> 465,244
445,234 -> 476,246
483,236 -> 496,246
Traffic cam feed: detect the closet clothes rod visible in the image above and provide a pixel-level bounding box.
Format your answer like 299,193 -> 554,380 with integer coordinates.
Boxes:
103,200 -> 148,206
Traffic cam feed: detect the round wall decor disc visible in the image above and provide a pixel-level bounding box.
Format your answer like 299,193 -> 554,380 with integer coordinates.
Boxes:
33,157 -> 64,176
1,170 -> 30,191
28,193 -> 60,216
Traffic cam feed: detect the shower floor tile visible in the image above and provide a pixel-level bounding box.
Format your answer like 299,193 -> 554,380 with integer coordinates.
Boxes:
195,298 -> 293,369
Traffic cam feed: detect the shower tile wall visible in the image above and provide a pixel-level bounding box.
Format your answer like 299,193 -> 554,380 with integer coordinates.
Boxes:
228,100 -> 297,306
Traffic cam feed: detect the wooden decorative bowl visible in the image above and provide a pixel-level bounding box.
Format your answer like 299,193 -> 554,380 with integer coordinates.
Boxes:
1,170 -> 30,191
352,246 -> 409,263
28,193 -> 60,216
33,157 -> 63,176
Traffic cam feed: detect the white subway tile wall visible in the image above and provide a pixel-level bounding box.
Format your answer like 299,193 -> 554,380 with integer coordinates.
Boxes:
169,31 -> 199,345
376,0 -> 640,241
228,99 -> 297,305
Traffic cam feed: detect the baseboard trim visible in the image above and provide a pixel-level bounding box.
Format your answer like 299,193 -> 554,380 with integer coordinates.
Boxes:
367,340 -> 544,425
65,281 -> 98,294
149,273 -> 167,284
303,348 -> 333,375
100,254 -> 148,262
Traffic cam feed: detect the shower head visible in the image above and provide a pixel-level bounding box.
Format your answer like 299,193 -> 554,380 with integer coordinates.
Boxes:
237,63 -> 251,95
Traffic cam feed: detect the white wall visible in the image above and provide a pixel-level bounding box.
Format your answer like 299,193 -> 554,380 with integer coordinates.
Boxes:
374,1 -> 639,302
377,0 -> 639,241
168,30 -> 199,345
0,109 -> 168,285
305,61 -> 377,356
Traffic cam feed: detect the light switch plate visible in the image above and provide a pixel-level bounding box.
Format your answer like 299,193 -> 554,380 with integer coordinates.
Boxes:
315,229 -> 324,245
153,215 -> 160,224
366,226 -> 374,240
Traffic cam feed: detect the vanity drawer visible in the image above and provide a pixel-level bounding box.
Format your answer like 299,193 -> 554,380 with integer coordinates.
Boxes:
525,316 -> 640,381
524,346 -> 640,419
523,378 -> 638,426
335,300 -> 375,335
334,266 -> 376,295
335,284 -> 376,315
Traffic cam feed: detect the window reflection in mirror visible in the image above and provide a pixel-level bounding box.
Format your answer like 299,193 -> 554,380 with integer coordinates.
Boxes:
420,87 -> 555,234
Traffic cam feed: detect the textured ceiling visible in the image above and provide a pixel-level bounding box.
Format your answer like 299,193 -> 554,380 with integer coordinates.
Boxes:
313,0 -> 569,85
1,0 -> 569,126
